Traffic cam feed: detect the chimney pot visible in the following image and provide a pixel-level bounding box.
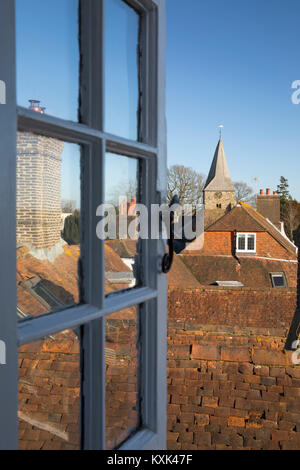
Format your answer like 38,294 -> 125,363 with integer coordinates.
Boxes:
266,188 -> 271,195
273,191 -> 277,195
29,99 -> 45,114
260,189 -> 264,195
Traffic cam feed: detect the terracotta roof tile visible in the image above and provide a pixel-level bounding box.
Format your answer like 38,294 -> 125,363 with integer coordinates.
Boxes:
168,254 -> 201,288
180,254 -> 297,288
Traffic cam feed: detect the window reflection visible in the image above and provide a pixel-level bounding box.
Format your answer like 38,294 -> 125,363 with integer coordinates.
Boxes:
17,128 -> 81,319
106,306 -> 140,449
16,0 -> 79,121
105,0 -> 140,140
18,330 -> 80,450
105,153 -> 140,295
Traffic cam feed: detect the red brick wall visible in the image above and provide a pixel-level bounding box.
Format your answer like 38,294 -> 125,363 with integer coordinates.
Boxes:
167,287 -> 300,450
196,231 -> 296,260
256,232 -> 295,260
198,232 -> 232,255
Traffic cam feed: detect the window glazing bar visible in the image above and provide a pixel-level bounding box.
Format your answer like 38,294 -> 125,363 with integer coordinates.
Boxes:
17,106 -> 157,158
18,287 -> 157,346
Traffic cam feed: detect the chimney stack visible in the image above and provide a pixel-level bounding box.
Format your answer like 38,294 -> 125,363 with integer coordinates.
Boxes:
256,188 -> 281,230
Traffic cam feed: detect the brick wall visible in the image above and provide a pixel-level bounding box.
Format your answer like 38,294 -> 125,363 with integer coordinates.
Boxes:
17,132 -> 63,249
167,286 -> 300,450
199,231 -> 296,260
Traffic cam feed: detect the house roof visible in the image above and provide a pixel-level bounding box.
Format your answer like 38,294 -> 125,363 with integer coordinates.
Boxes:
105,239 -> 137,259
179,254 -> 297,288
204,139 -> 235,192
167,254 -> 201,288
206,202 -> 297,255
17,242 -> 133,319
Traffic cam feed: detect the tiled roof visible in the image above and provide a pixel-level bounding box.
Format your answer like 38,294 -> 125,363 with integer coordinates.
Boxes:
18,241 -> 137,450
241,203 -> 297,255
206,203 -> 297,255
180,254 -> 297,288
168,254 -> 201,288
105,239 -> 137,259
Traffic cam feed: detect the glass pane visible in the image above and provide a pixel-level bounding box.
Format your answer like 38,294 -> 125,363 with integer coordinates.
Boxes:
247,234 -> 255,251
18,330 -> 80,450
273,274 -> 285,287
104,153 -> 139,295
106,306 -> 140,449
105,0 -> 140,140
16,0 -> 79,121
17,132 -> 81,319
237,235 -> 246,251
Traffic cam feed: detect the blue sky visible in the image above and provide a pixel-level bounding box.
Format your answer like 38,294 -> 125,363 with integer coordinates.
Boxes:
16,0 -> 300,203
166,0 -> 300,199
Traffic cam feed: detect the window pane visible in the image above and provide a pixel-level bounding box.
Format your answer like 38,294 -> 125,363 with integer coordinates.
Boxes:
106,306 -> 140,449
18,329 -> 80,450
16,0 -> 79,121
17,133 -> 81,319
247,234 -> 255,251
104,153 -> 139,295
237,235 -> 246,251
105,0 -> 140,140
272,274 -> 286,287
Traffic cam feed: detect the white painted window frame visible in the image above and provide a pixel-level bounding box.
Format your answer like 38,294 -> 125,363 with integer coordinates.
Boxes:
0,0 -> 167,450
236,232 -> 257,254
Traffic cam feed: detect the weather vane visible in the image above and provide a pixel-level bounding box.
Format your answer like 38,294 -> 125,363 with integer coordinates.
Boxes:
218,125 -> 224,139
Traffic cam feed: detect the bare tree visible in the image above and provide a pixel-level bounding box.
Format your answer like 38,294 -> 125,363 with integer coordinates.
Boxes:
167,165 -> 206,207
234,181 -> 255,206
106,178 -> 137,207
281,200 -> 300,241
61,199 -> 76,213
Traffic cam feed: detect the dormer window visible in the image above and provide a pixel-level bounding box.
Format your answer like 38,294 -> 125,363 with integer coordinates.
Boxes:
236,233 -> 256,253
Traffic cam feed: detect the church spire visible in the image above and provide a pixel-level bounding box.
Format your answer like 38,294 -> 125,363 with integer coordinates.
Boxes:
204,139 -> 235,192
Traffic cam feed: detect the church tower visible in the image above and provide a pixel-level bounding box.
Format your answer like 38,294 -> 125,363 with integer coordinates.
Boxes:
203,139 -> 236,223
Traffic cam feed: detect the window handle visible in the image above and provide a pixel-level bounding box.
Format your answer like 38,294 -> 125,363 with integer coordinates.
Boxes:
162,195 -> 180,274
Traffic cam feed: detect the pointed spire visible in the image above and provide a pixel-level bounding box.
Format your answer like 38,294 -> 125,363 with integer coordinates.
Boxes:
204,139 -> 235,191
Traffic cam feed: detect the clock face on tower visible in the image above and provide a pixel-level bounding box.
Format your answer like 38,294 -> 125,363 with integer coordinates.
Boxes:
214,191 -> 223,200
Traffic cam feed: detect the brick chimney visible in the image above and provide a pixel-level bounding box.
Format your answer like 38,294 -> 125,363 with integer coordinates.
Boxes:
256,188 -> 281,229
17,100 -> 64,251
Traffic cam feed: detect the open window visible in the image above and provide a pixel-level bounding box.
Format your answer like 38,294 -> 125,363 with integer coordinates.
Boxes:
0,0 -> 167,450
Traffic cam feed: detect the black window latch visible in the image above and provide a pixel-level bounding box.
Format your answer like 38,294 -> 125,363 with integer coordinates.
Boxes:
162,195 -> 180,274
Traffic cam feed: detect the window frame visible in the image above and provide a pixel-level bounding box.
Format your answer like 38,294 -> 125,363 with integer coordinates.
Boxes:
236,232 -> 257,254
270,272 -> 287,288
0,0 -> 167,450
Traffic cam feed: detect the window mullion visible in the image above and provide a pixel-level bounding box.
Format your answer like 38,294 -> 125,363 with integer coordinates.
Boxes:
81,317 -> 106,449
0,0 -> 18,450
79,0 -> 106,450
